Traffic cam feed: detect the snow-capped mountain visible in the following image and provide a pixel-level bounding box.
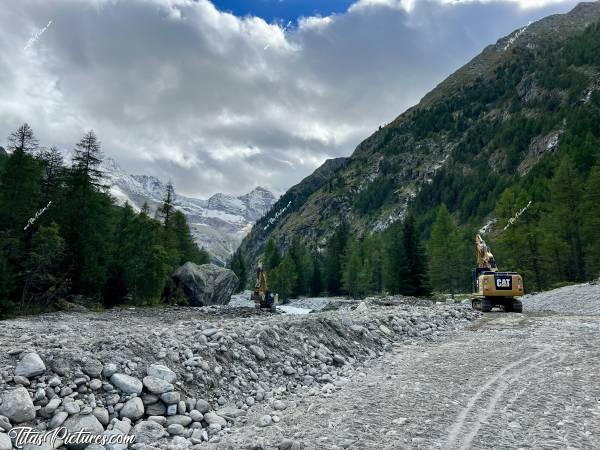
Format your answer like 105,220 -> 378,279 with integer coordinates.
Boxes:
101,157 -> 276,265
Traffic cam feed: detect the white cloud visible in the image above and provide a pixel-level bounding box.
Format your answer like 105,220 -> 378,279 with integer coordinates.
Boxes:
0,0 -> 579,198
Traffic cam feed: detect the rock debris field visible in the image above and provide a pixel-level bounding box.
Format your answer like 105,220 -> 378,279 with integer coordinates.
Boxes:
0,282 -> 599,449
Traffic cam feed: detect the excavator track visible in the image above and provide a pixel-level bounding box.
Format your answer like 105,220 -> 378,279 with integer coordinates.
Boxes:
472,297 -> 522,313
471,298 -> 492,312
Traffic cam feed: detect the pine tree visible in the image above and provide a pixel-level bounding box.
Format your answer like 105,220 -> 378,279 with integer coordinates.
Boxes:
427,204 -> 466,293
158,182 -> 176,228
270,253 -> 297,302
546,158 -> 585,281
38,146 -> 64,206
8,123 -> 39,154
289,238 -> 313,296
229,249 -> 247,292
0,251 -> 13,317
324,222 -> 348,295
20,223 -> 65,307
310,251 -> 323,296
263,239 -> 281,272
119,211 -> 169,304
494,189 -> 545,291
583,165 -> 600,278
172,210 -> 208,265
384,217 -> 429,296
103,204 -> 136,306
0,124 -> 42,232
383,221 -> 410,295
403,215 -> 429,296
157,181 -> 181,268
366,234 -> 384,294
72,130 -> 105,193
343,238 -> 363,299
65,131 -> 112,294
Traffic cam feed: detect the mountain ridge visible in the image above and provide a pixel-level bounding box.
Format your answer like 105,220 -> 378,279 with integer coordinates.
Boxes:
239,1 -> 600,263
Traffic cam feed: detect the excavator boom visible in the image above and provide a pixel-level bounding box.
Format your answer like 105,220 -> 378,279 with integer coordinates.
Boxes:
476,234 -> 498,272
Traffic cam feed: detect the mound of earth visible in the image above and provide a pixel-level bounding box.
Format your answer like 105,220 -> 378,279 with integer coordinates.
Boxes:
522,282 -> 600,315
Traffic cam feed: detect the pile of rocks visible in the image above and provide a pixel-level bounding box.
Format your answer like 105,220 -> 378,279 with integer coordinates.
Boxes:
523,281 -> 600,315
0,355 -> 238,449
0,302 -> 478,449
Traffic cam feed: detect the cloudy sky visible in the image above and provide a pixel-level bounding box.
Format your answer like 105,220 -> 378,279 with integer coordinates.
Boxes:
0,0 -> 580,198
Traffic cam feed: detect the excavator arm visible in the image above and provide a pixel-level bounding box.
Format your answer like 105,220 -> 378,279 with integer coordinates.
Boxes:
476,234 -> 498,273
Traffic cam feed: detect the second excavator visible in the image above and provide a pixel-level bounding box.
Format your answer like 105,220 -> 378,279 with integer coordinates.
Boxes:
471,234 -> 524,313
250,262 -> 277,312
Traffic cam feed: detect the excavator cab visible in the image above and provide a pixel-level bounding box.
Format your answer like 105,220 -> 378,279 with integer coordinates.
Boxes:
472,235 -> 524,313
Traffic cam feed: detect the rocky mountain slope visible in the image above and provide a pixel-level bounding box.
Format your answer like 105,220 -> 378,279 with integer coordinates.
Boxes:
240,1 -> 600,262
101,158 -> 276,265
238,157 -> 347,261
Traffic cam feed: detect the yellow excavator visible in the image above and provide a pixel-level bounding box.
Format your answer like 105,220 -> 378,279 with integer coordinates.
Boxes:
471,234 -> 524,313
250,262 -> 277,312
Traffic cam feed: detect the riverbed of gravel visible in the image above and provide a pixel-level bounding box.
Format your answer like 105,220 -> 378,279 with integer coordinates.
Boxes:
523,281 -> 600,315
0,299 -> 478,449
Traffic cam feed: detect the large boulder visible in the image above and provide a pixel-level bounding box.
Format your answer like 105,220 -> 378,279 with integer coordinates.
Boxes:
172,263 -> 238,307
0,387 -> 35,423
15,352 -> 46,378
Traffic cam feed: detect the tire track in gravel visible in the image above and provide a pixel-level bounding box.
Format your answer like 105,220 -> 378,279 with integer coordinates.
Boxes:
448,347 -> 557,450
445,346 -> 551,449
209,313 -> 600,450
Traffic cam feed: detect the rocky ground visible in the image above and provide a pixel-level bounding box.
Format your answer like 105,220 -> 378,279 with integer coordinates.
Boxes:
213,282 -> 600,449
0,296 -> 477,449
1,283 -> 598,449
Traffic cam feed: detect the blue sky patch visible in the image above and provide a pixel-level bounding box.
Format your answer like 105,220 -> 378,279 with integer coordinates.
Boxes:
211,0 -> 354,23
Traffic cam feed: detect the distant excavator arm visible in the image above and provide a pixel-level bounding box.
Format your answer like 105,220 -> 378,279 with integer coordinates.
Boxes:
476,234 -> 498,273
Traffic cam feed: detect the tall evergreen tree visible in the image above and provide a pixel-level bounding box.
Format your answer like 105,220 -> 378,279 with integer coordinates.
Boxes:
229,249 -> 247,292
120,211 -> 169,304
158,182 -> 180,268
583,165 -> 600,278
8,123 -> 39,154
20,223 -> 65,307
289,238 -> 313,296
172,210 -> 208,265
263,239 -> 281,272
324,221 -> 348,295
71,130 -> 105,193
158,182 -> 176,228
546,158 -> 585,281
310,251 -> 323,296
0,124 -> 42,232
270,253 -> 298,302
38,146 -> 64,204
65,130 -> 111,294
494,189 -> 546,291
343,238 -> 364,299
383,221 -> 410,295
402,215 -> 429,296
427,204 -> 467,293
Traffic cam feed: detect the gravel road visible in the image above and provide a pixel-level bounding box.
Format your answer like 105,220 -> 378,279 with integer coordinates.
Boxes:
214,311 -> 600,449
